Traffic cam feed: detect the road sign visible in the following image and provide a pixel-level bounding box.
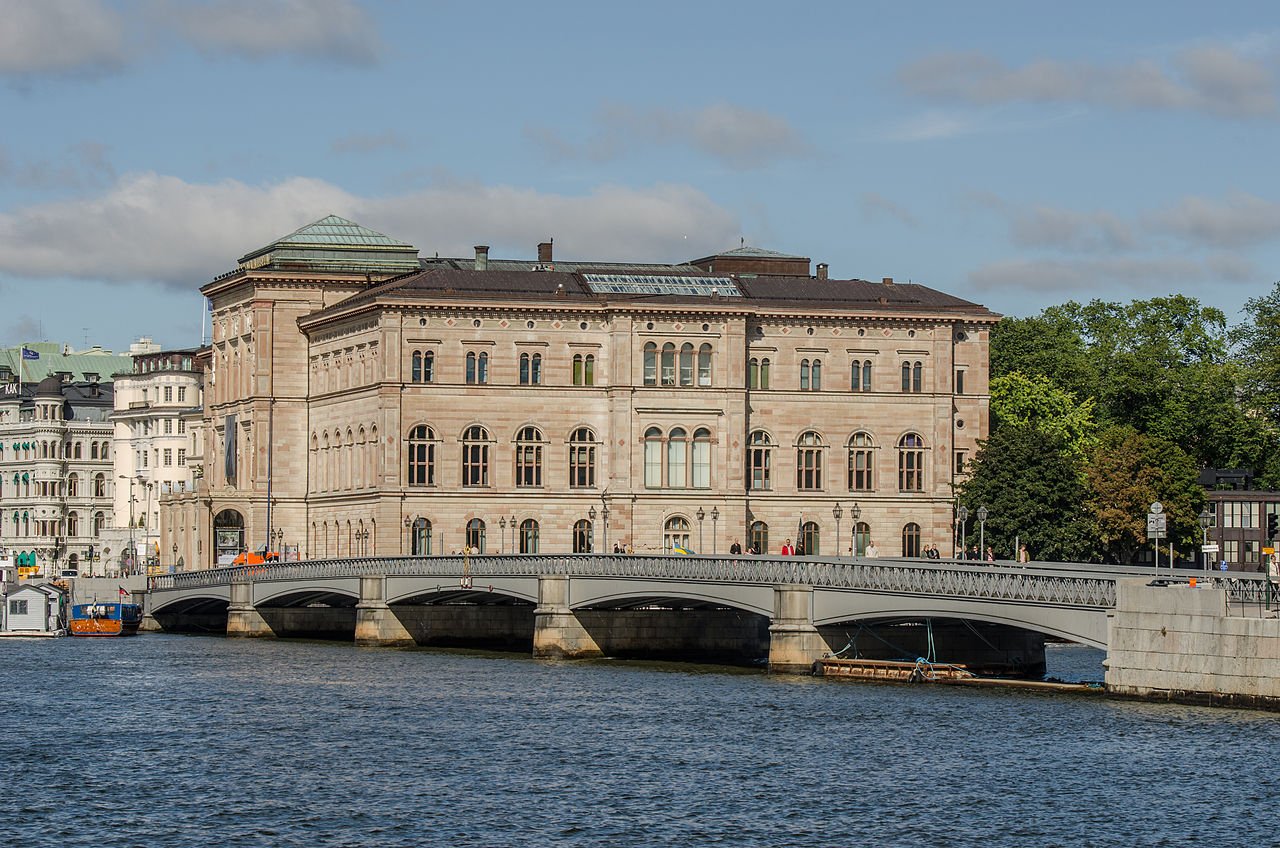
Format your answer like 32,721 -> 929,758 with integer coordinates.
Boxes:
1147,513 -> 1167,537
1150,501 -> 1163,514
1201,543 -> 1220,554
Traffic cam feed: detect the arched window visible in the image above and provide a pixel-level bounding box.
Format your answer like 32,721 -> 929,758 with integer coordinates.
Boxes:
667,427 -> 688,489
644,427 -> 663,488
466,518 -> 486,554
848,432 -> 875,491
797,431 -> 824,490
412,350 -> 423,383
93,511 -> 105,537
748,430 -> 773,490
573,518 -> 593,553
573,354 -> 596,386
854,521 -> 871,556
93,473 -> 106,497
902,522 -> 922,557
568,427 -> 596,488
67,512 -> 79,537
643,342 -> 657,386
901,361 -> 923,393
519,352 -> 543,385
466,351 -> 489,384
90,442 -> 99,460
462,425 -> 491,486
750,521 -> 769,555
411,518 -> 431,556
697,344 -> 712,387
514,426 -> 544,487
692,428 -> 711,488
519,518 -> 539,554
74,442 -> 83,459
661,343 -> 676,386
407,425 -> 435,486
801,358 -> 822,391
101,442 -> 109,460
67,473 -> 79,498
852,359 -> 872,392
664,515 -> 690,553
898,433 -> 925,491
800,521 -> 820,557
679,343 -> 694,386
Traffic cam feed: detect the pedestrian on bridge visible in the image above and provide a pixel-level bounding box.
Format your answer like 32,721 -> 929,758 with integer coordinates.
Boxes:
780,539 -> 795,556
730,539 -> 742,555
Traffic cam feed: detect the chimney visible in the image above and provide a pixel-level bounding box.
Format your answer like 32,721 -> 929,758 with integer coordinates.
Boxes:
474,245 -> 489,272
538,240 -> 553,264
817,263 -> 828,280
882,277 -> 894,286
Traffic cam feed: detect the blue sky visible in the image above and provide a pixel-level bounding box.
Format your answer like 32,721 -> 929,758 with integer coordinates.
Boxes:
1,0 -> 1278,352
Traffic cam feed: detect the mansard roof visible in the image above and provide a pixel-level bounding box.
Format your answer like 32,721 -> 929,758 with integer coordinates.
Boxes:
234,215 -> 420,275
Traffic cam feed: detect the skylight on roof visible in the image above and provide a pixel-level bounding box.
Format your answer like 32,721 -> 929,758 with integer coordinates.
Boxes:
582,274 -> 743,297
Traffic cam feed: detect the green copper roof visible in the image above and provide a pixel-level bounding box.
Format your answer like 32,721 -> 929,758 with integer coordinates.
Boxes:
0,342 -> 132,385
237,214 -> 420,274
274,215 -> 414,249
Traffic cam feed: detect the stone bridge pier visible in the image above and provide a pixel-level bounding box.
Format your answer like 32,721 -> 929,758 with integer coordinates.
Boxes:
768,584 -> 826,673
533,575 -> 603,659
355,575 -> 414,647
227,579 -> 273,637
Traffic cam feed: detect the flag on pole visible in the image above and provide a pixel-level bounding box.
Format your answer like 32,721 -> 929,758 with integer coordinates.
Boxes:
20,347 -> 39,360
118,586 -> 129,598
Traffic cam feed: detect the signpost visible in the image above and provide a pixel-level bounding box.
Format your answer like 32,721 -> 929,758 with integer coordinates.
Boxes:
1147,501 -> 1166,571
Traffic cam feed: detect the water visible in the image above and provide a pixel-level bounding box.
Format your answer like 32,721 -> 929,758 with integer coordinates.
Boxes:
3,636 -> 1276,847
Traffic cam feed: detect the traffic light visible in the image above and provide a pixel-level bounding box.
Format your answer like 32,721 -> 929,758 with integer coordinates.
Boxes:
1268,513 -> 1278,541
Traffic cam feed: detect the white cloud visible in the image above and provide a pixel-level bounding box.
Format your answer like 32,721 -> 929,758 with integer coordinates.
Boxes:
0,0 -> 129,77
968,255 -> 1256,294
528,102 -> 810,170
0,141 -> 116,190
859,192 -> 918,227
155,0 -> 381,65
1009,206 -> 1137,253
898,43 -> 1279,118
0,173 -> 740,286
1147,192 -> 1280,248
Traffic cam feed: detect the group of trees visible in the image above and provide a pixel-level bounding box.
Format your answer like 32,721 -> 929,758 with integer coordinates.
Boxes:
957,285 -> 1280,564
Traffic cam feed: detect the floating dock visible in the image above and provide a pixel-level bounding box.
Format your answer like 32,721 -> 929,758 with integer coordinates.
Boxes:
814,657 -> 1103,695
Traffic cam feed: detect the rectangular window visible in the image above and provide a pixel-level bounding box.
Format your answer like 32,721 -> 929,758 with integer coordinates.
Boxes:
955,450 -> 967,475
9,599 -> 27,615
164,386 -> 173,402
1244,540 -> 1260,563
178,386 -> 186,402
644,440 -> 662,488
178,420 -> 186,434
1224,540 -> 1239,563
163,449 -> 173,467
1224,502 -> 1257,528
141,452 -> 148,468
178,449 -> 186,466
955,369 -> 966,395
164,419 -> 173,435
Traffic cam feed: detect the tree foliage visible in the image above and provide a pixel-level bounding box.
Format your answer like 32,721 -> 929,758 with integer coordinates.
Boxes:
957,424 -> 1095,563
990,372 -> 1097,462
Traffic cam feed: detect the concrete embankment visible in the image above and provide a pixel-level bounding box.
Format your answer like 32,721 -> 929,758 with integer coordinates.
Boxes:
1105,579 -> 1280,711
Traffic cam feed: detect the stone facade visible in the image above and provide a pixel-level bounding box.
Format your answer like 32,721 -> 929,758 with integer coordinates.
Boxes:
161,217 -> 996,569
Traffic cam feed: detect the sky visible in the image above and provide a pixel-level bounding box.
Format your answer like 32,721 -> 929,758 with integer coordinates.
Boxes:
1,0 -> 1278,353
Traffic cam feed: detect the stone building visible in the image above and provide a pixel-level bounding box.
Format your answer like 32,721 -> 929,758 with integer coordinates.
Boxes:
110,343 -> 204,570
162,216 -> 997,569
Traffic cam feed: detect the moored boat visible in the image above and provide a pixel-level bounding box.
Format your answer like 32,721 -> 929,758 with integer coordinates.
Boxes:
69,602 -> 143,637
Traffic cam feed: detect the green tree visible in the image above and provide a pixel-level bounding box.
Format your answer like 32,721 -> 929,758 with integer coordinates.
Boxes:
990,313 -> 1095,400
1234,280 -> 1280,422
990,372 -> 1097,462
1085,425 -> 1204,564
957,424 -> 1096,562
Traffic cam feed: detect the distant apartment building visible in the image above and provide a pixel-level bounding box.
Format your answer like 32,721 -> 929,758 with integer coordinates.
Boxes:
0,342 -> 134,577
110,342 -> 204,570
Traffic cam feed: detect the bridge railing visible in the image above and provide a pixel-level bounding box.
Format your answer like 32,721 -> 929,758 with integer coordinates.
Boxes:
143,554 -> 1264,609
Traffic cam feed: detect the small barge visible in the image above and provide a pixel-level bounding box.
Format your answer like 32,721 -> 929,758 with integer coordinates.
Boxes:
814,657 -> 1103,695
70,602 -> 143,637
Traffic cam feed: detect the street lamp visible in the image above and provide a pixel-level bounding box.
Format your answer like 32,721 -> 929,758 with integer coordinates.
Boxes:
601,498 -> 611,553
1199,508 -> 1213,573
498,516 -> 507,554
171,542 -> 178,570
850,502 -> 861,556
957,505 -> 969,559
977,505 -> 988,561
118,474 -> 141,575
696,507 -> 705,553
710,506 -> 719,555
588,506 -> 597,554
832,503 -> 843,558
510,515 -> 517,554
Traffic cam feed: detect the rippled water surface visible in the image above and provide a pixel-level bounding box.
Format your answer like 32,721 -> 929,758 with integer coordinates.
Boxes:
3,636 -> 1277,847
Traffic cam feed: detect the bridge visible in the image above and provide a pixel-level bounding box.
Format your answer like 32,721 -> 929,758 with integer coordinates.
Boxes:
146,554 -> 1271,673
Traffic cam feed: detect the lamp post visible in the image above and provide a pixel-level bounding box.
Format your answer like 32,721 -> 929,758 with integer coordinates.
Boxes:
588,506 -> 597,554
171,542 -> 178,571
977,505 -> 988,561
118,474 -> 139,575
850,502 -> 861,557
1199,508 -> 1213,573
696,507 -> 705,553
832,503 -> 843,558
710,506 -> 719,555
273,527 -> 285,560
498,516 -> 507,554
957,505 -> 969,559
601,498 -> 611,553
509,515 -> 517,555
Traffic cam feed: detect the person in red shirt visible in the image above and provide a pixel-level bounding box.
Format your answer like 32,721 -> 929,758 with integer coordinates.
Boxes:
780,538 -> 795,556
